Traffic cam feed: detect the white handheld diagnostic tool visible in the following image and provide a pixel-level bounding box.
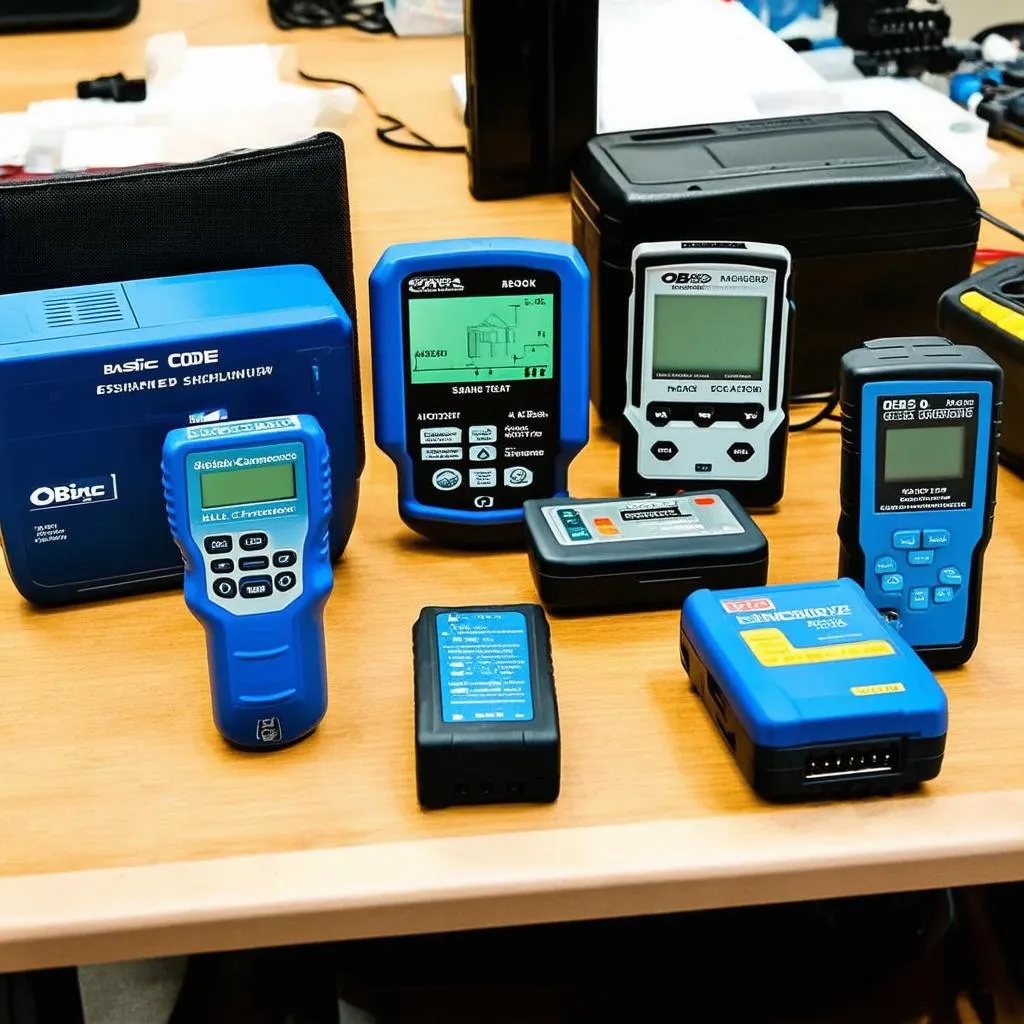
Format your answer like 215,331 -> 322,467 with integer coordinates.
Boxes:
620,241 -> 793,507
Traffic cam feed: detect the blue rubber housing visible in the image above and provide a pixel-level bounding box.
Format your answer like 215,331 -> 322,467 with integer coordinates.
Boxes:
369,238 -> 590,529
162,415 -> 333,748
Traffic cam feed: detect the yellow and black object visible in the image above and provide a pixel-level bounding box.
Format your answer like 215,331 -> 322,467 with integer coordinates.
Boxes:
939,257 -> 1024,474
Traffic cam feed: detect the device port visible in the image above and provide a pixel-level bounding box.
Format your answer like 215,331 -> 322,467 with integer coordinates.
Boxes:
805,741 -> 901,780
706,671 -> 728,714
715,715 -> 736,752
480,782 -> 494,796
506,782 -> 522,796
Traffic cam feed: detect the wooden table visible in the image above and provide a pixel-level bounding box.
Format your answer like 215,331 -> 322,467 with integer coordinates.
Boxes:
2,0 -> 1024,974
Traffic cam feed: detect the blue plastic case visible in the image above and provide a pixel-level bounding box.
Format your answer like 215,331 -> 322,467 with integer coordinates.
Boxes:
162,415 -> 333,749
680,578 -> 948,800
0,265 -> 361,606
837,338 -> 1001,668
370,238 -> 590,546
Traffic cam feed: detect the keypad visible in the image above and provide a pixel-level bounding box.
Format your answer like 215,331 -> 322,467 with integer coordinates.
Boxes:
422,422 -> 542,506
873,528 -> 963,611
203,535 -> 301,604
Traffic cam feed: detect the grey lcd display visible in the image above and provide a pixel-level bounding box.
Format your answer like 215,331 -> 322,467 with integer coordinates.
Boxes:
652,294 -> 766,376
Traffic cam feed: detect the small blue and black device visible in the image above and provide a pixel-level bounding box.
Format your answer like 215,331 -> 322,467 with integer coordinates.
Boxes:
162,415 -> 333,749
0,265 -> 361,606
414,603 -> 560,808
838,338 -> 1002,669
370,238 -> 590,546
680,579 -> 948,801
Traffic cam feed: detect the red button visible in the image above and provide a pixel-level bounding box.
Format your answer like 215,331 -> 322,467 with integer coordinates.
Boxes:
694,496 -> 716,506
593,517 -> 613,526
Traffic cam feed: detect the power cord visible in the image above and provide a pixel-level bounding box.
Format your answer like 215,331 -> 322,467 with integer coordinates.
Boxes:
980,208 -> 1024,246
270,0 -> 391,32
299,70 -> 466,153
790,388 -> 841,432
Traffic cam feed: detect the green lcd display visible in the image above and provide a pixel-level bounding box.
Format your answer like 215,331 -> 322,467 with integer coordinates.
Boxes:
652,294 -> 767,377
407,294 -> 555,384
884,425 -> 967,483
200,463 -> 297,508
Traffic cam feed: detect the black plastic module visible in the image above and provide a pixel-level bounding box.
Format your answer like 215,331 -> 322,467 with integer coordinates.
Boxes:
524,490 -> 768,613
414,604 -> 559,809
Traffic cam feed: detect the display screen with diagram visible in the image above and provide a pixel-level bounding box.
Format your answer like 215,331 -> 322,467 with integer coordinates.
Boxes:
401,266 -> 562,515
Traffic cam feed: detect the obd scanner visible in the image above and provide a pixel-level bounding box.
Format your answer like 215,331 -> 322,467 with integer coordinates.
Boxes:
681,579 -> 948,801
370,238 -> 589,546
0,266 -> 362,606
837,338 -> 1001,668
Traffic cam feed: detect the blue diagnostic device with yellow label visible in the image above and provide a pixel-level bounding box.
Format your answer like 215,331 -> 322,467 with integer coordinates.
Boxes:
681,578 -> 948,801
162,415 -> 333,749
838,338 -> 1002,669
370,238 -> 590,547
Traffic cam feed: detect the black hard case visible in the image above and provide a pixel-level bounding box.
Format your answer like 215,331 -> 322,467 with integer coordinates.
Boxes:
524,491 -> 769,613
571,111 -> 980,425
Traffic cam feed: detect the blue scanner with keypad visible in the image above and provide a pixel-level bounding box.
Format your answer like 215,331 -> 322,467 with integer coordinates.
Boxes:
838,338 -> 1002,668
162,415 -> 333,749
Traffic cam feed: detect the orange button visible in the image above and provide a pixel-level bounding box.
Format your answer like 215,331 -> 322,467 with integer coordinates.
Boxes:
592,516 -> 620,536
694,496 -> 716,506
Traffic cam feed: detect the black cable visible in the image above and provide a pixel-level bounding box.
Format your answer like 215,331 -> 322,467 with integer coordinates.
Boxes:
980,208 -> 1024,246
299,70 -> 466,153
790,387 -> 840,432
270,0 -> 391,33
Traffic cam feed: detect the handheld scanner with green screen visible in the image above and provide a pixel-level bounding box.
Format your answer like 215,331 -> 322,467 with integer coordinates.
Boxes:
162,414 -> 333,748
621,241 -> 793,508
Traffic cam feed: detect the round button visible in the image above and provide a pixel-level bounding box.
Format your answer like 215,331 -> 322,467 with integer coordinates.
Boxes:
432,468 -> 463,491
213,578 -> 237,599
275,571 -> 297,592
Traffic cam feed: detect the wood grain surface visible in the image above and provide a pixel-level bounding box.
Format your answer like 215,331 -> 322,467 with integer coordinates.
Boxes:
2,0 -> 1024,971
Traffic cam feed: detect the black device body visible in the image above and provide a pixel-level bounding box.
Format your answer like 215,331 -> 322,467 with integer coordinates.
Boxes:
837,338 -> 1002,670
414,604 -> 560,809
939,257 -> 1024,474
835,0 -> 958,77
463,0 -> 599,200
524,491 -> 769,614
571,111 -> 980,426
0,0 -> 138,32
977,89 -> 1024,147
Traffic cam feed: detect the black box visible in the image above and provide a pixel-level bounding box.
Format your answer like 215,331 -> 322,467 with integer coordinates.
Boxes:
571,111 -> 980,425
414,604 -> 560,809
524,491 -> 768,613
463,0 -> 599,200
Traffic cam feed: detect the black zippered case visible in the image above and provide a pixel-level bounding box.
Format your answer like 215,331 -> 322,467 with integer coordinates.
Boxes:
0,0 -> 138,32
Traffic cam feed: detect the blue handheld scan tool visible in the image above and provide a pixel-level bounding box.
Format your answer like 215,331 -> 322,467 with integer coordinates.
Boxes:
837,338 -> 1001,668
162,415 -> 333,749
680,579 -> 948,801
0,265 -> 361,606
370,238 -> 590,547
